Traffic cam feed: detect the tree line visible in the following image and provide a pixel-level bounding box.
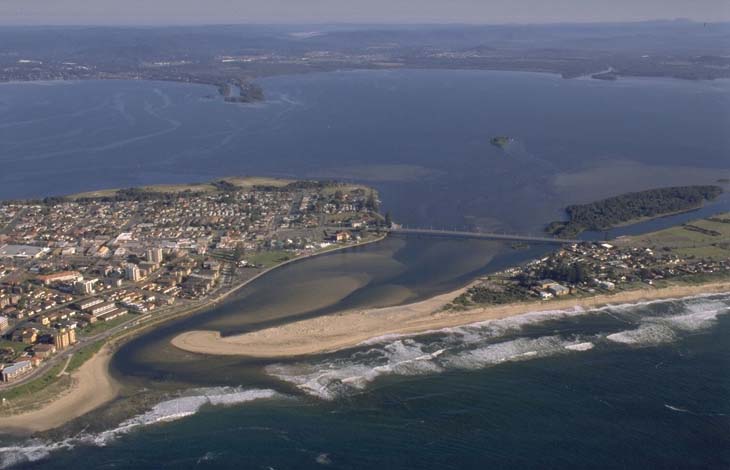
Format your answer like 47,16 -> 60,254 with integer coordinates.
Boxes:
547,185 -> 723,237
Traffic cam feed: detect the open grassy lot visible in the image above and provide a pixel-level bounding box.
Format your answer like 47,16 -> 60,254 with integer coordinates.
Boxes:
67,176 -> 297,199
245,250 -> 294,268
68,182 -> 218,199
66,341 -> 104,372
79,314 -> 132,336
0,340 -> 29,355
616,212 -> 730,259
222,176 -> 293,188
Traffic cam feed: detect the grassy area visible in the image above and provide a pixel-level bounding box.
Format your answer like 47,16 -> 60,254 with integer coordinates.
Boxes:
245,250 -> 294,268
0,340 -> 29,355
79,314 -> 132,336
321,183 -> 372,196
617,212 -> 730,259
66,340 -> 104,372
68,176 -> 297,199
325,212 -> 365,224
0,362 -> 66,404
221,176 -> 293,188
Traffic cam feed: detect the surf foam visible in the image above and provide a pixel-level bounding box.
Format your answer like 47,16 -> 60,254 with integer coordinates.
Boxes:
0,387 -> 281,468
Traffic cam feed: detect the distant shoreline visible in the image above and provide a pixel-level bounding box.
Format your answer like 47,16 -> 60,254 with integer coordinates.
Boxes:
170,280 -> 730,359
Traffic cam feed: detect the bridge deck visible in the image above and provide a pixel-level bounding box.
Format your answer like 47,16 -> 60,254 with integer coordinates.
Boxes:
385,227 -> 579,244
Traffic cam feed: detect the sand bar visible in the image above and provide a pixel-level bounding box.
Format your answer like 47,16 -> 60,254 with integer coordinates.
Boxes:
0,346 -> 119,434
172,281 -> 730,358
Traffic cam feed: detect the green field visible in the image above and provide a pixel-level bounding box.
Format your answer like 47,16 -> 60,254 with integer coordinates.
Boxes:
79,314 -> 132,336
617,212 -> 730,259
0,362 -> 67,405
66,341 -> 104,372
245,250 -> 294,268
0,340 -> 29,355
68,176 -> 297,199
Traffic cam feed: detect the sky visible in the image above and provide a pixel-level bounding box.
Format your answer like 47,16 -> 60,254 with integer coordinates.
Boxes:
0,0 -> 727,25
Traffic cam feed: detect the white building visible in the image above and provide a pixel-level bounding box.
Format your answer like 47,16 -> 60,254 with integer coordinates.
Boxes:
74,279 -> 97,295
147,248 -> 164,265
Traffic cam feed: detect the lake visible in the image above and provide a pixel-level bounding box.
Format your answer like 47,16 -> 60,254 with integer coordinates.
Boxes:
1,70 -> 728,232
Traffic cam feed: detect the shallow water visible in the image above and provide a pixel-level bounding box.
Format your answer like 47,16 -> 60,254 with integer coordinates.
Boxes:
109,236 -> 549,389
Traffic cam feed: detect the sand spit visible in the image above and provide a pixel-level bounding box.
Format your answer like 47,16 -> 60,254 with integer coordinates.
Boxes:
172,282 -> 730,358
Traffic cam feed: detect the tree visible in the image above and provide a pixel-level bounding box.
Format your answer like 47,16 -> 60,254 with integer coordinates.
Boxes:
366,190 -> 378,211
233,243 -> 246,261
384,212 -> 392,228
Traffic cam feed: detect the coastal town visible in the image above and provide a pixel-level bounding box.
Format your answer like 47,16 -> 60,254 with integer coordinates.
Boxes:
452,214 -> 730,309
0,178 -> 383,384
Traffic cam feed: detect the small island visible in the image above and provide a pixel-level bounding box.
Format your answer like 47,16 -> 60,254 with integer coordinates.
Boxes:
490,136 -> 513,149
218,80 -> 265,103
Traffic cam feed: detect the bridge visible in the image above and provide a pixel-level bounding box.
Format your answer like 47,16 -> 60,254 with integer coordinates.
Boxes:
382,227 -> 580,245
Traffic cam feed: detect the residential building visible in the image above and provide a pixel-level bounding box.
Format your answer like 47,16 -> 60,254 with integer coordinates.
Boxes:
33,343 -> 56,359
76,297 -> 104,311
36,271 -> 82,285
85,301 -> 117,317
1,360 -> 33,382
125,264 -> 141,282
147,248 -> 164,264
20,328 -> 37,344
548,284 -> 570,296
74,279 -> 97,295
53,328 -> 76,350
0,245 -> 49,259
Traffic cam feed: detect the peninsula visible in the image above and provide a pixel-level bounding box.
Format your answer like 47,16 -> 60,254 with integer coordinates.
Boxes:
0,176 -> 386,429
546,185 -> 723,237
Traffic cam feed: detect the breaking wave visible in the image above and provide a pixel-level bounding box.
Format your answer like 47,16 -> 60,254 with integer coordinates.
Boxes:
1,294 -> 728,467
90,387 -> 281,446
0,387 -> 281,469
268,293 -> 730,399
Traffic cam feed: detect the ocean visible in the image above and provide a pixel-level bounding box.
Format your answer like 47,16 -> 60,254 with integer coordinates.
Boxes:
2,293 -> 729,469
0,70 -> 728,468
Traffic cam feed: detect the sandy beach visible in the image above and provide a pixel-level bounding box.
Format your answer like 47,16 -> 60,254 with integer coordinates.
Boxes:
0,346 -> 119,434
172,281 -> 730,358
